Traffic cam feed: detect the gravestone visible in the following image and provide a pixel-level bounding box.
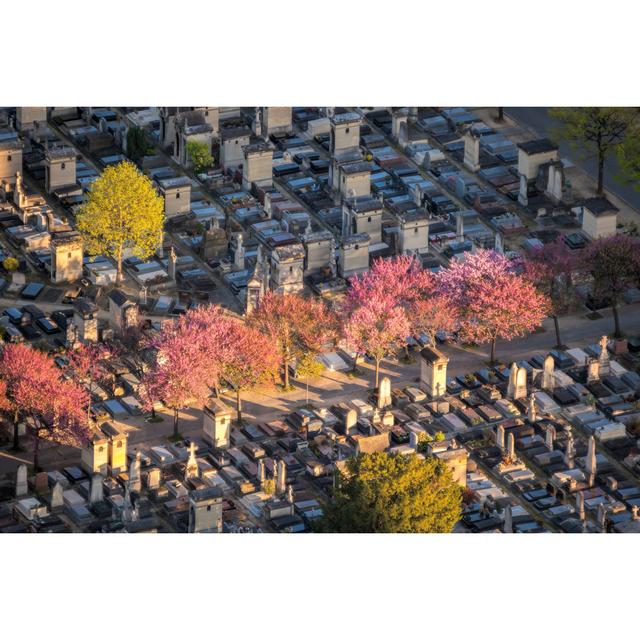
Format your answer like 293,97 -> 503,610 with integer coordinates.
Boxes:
507,363 -> 518,398
381,411 -> 394,427
51,482 -> 64,509
185,442 -> 199,481
597,503 -> 607,532
503,504 -> 513,533
514,367 -> 527,400
34,472 -> 48,494
545,424 -> 555,451
564,425 -> 575,469
276,459 -> 287,496
542,355 -> 555,391
463,126 -> 480,172
146,467 -> 161,490
257,459 -> 266,485
494,231 -> 504,254
287,484 -> 294,505
128,452 -> 142,492
233,233 -> 245,271
586,357 -> 600,383
409,431 -> 419,450
496,423 -> 505,450
518,173 -> 528,207
527,395 -> 537,423
598,335 -> 611,375
576,491 -> 585,521
168,246 -> 177,282
456,213 -> 464,241
586,436 -> 597,486
506,432 -> 515,461
15,464 -> 28,498
377,376 -> 392,409
89,474 -> 104,504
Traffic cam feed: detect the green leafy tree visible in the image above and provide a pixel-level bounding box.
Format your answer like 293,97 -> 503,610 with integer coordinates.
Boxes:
318,452 -> 462,533
76,161 -> 164,282
186,140 -> 213,173
126,126 -> 152,164
549,107 -> 639,195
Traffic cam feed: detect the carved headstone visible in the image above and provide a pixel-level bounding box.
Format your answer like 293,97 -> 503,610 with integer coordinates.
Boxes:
377,376 -> 392,409
545,424 -> 555,452
586,435 -> 597,486
168,246 -> 177,282
503,504 -> 513,533
576,491 -> 585,521
146,467 -> 161,490
586,357 -> 600,383
185,442 -> 199,481
598,335 -> 611,375
51,482 -> 64,509
496,423 -> 505,450
409,431 -> 419,450
564,425 -> 575,469
507,363 -> 518,398
542,355 -> 555,391
527,395 -> 537,423
507,432 -> 515,461
128,452 -> 142,493
514,367 -> 527,400
89,474 -> 104,504
276,459 -> 286,496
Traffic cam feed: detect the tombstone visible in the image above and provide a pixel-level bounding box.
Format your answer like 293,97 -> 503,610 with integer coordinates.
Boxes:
545,424 -> 555,452
377,376 -> 392,409
146,467 -> 161,490
507,363 -> 518,398
576,491 -> 585,522
463,126 -> 481,172
586,357 -> 600,383
287,484 -> 294,505
598,335 -> 611,375
564,425 -> 575,469
546,162 -> 564,202
597,503 -> 607,532
128,452 -> 142,492
527,395 -> 537,423
185,442 -> 199,481
503,504 -> 513,533
586,436 -> 597,486
34,472 -> 48,494
257,459 -> 266,486
456,213 -> 464,242
233,233 -> 245,271
542,355 -> 555,391
518,173 -> 528,207
420,347 -> 449,398
409,431 -> 419,451
51,482 -> 64,510
89,474 -> 104,504
15,464 -> 28,498
514,367 -> 527,400
506,432 -> 515,461
631,505 -> 639,521
494,231 -> 504,254
168,246 -> 177,282
496,423 -> 505,450
276,459 -> 287,496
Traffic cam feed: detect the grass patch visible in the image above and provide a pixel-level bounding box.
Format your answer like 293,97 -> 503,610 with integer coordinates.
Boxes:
460,342 -> 479,350
346,368 -> 365,379
533,326 -> 546,334
585,311 -> 603,320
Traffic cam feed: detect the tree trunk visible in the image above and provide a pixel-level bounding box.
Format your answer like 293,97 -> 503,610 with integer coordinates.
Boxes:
497,107 -> 504,121
352,354 -> 360,373
33,430 -> 40,471
375,358 -> 381,388
553,314 -> 563,349
12,410 -> 20,450
490,338 -> 497,364
116,245 -> 123,283
597,149 -> 605,195
173,408 -> 179,438
612,303 -> 622,338
283,357 -> 289,389
236,389 -> 242,425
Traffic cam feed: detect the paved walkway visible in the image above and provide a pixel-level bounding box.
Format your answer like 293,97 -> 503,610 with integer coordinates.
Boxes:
2,302 -> 638,476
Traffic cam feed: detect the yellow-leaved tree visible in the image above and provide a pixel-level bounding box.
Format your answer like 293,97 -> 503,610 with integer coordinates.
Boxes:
76,161 -> 164,282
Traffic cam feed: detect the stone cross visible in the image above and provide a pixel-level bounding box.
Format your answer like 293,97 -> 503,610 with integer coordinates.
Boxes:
496,423 -> 505,450
377,376 -> 392,409
90,474 -> 104,504
276,459 -> 287,496
168,246 -> 177,281
185,442 -> 199,481
545,424 -> 555,452
503,504 -> 513,533
542,355 -> 555,391
527,395 -> 537,423
507,432 -> 515,461
51,482 -> 64,510
586,435 -> 597,486
15,464 -> 28,498
598,335 -> 611,375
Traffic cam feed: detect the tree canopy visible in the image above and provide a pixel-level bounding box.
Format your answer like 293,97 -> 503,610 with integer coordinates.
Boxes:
76,161 -> 164,281
186,140 -> 214,173
318,452 -> 462,533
